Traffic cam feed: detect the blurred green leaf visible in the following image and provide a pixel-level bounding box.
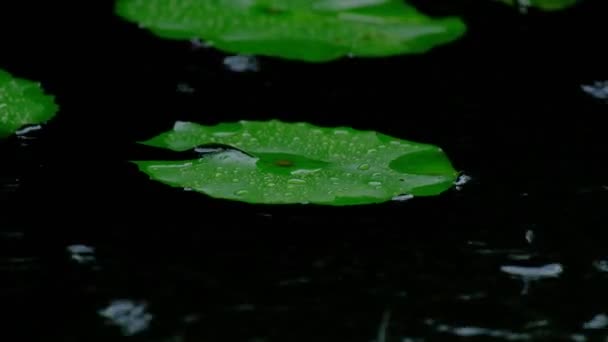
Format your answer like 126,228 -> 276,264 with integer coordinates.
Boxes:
115,0 -> 466,62
0,69 -> 58,138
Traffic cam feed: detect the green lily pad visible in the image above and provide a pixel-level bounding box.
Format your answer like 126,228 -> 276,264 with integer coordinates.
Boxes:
0,69 -> 58,138
498,0 -> 579,11
115,0 -> 466,62
134,120 -> 459,205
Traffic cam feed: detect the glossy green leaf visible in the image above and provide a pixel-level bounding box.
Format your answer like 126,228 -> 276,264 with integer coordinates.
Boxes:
115,0 -> 466,62
0,69 -> 58,138
499,0 -> 579,11
134,120 -> 458,205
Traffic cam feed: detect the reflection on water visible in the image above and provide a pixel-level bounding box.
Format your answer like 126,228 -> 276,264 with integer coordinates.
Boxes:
427,320 -> 532,340
2,225 -> 607,341
583,314 -> 608,330
501,263 -> 563,295
15,124 -> 42,137
593,260 -> 608,273
0,176 -> 19,192
67,244 -> 96,265
581,81 -> 608,101
98,299 -> 153,336
427,319 -> 590,341
500,263 -> 563,278
176,83 -> 195,94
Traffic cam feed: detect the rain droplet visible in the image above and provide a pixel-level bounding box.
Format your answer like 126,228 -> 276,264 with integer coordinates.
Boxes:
234,190 -> 249,196
455,174 -> 472,191
368,181 -> 382,186
215,173 -> 222,177
232,178 -> 240,183
223,55 -> 259,72
372,172 -> 382,178
358,164 -> 370,170
500,263 -> 563,278
367,149 -> 377,154
288,178 -> 306,185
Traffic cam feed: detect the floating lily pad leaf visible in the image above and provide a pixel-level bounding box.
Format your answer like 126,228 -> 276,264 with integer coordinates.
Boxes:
134,120 -> 458,205
115,0 -> 466,62
0,69 -> 58,138
498,0 -> 579,11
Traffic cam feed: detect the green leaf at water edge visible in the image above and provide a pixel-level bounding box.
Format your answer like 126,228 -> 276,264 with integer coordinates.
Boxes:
0,69 -> 58,138
115,0 -> 466,62
134,120 -> 459,206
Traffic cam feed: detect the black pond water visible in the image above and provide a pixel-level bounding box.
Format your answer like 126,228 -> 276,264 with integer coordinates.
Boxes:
1,1 -> 608,341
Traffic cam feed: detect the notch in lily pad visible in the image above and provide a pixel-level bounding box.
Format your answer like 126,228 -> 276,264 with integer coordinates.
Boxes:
115,0 -> 466,62
0,69 -> 58,138
133,120 -> 459,206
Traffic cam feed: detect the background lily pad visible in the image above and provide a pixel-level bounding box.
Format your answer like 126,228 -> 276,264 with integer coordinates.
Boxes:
498,0 -> 579,11
115,0 -> 466,62
0,69 -> 58,138
134,120 -> 458,205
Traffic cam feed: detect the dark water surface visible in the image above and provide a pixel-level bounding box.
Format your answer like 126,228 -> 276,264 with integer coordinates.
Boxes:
1,1 -> 608,340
